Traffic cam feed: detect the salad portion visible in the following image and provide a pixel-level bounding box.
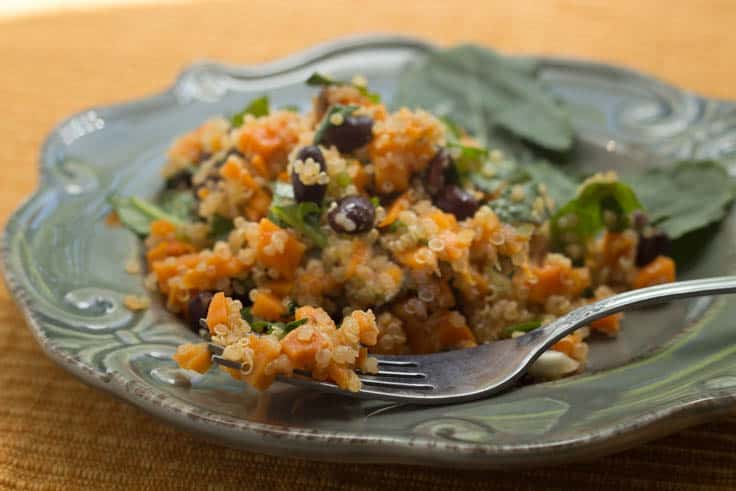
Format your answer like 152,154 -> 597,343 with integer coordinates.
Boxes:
110,45 -> 734,392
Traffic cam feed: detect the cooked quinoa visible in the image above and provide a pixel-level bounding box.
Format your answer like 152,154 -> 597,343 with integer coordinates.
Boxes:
125,75 -> 678,392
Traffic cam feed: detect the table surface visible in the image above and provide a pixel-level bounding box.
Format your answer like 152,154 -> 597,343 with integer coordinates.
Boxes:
2,1 -> 736,489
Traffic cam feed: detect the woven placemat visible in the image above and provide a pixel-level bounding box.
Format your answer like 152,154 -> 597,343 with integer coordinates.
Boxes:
2,2 -> 736,489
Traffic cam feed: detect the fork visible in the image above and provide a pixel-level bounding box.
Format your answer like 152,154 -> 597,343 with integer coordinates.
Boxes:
209,277 -> 736,405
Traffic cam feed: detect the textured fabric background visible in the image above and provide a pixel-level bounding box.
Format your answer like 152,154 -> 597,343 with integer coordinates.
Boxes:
1,1 -> 736,489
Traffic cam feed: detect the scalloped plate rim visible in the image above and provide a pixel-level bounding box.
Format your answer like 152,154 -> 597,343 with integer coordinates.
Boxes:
3,33 -> 736,467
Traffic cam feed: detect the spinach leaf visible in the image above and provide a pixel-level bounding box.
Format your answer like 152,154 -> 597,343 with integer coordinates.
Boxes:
159,189 -> 196,221
230,95 -> 270,127
306,72 -> 381,102
210,214 -> 234,242
629,160 -> 735,239
550,176 -> 642,247
313,104 -> 358,145
306,73 -> 341,86
108,195 -> 184,236
269,202 -> 326,247
394,44 -> 573,152
268,183 -> 326,247
241,306 -> 307,338
522,160 -> 578,208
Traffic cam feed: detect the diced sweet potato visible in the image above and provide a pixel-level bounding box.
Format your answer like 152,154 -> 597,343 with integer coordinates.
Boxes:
527,260 -> 590,304
242,334 -> 282,390
394,246 -> 437,273
281,325 -> 328,370
374,160 -> 411,194
251,290 -> 286,321
346,240 -> 369,279
146,240 -> 195,267
173,343 -> 212,373
294,306 -> 335,329
256,219 -> 306,279
206,292 -> 228,331
402,310 -> 476,354
590,313 -> 622,336
436,312 -> 477,350
327,364 -> 360,392
601,231 -> 636,267
150,219 -> 177,238
262,279 -> 293,297
633,256 -> 676,289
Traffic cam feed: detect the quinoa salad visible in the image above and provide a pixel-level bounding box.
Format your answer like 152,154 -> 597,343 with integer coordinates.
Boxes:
110,46 -> 733,394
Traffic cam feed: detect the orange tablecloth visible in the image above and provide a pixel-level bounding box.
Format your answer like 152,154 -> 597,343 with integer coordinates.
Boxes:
2,1 -> 736,488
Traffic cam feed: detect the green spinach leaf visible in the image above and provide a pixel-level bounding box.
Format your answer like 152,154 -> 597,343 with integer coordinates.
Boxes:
550,176 -> 642,247
159,190 -> 196,221
230,95 -> 270,127
629,160 -> 735,239
268,183 -> 326,247
306,72 -> 381,102
108,195 -> 185,236
313,104 -> 358,145
394,44 -> 574,152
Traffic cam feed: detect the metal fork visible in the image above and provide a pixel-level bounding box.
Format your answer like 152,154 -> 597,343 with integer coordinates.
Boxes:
209,277 -> 736,405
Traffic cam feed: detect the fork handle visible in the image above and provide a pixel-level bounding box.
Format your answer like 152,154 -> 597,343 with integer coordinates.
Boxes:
537,276 -> 736,350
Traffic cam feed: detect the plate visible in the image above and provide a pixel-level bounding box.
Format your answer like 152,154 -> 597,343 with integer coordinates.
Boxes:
3,35 -> 736,468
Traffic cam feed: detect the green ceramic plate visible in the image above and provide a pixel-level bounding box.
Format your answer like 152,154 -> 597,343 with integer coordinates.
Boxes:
3,35 -> 736,468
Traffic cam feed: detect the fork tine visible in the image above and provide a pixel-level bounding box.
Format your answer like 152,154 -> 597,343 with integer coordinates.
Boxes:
207,343 -> 224,355
374,357 -> 418,368
358,375 -> 434,390
211,355 -> 241,370
363,369 -> 427,379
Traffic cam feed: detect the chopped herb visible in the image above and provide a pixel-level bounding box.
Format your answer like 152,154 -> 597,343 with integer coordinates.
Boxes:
230,95 -> 270,127
269,200 -> 327,247
210,214 -> 234,241
313,104 -> 358,145
336,172 -> 352,187
502,319 -> 542,337
241,306 -> 307,338
108,195 -> 185,236
386,220 -> 406,233
284,317 -> 308,333
369,196 -> 380,207
306,72 -> 381,102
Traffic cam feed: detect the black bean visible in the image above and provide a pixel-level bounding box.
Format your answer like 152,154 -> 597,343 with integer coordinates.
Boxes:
424,147 -> 455,196
328,196 -> 375,234
636,228 -> 671,267
186,291 -> 215,333
291,146 -> 327,204
434,185 -> 479,220
321,115 -> 373,153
